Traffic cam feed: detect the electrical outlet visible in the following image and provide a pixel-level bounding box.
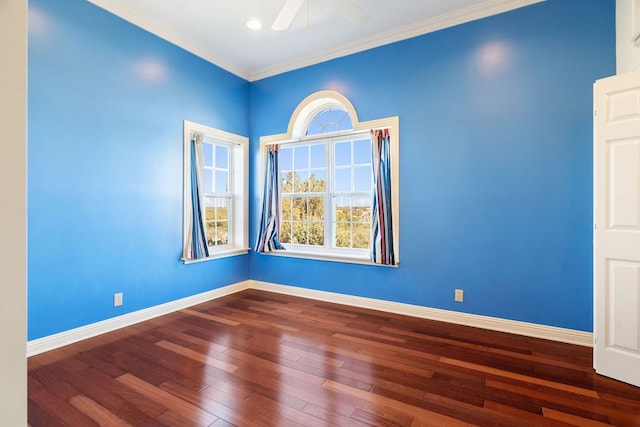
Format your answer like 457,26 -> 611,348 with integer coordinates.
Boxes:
114,292 -> 123,307
455,289 -> 464,302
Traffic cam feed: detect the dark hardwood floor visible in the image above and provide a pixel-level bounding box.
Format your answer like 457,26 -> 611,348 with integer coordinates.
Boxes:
28,289 -> 640,426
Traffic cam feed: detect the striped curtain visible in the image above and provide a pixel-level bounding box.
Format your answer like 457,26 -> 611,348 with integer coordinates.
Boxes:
184,136 -> 210,260
255,145 -> 285,252
371,129 -> 395,265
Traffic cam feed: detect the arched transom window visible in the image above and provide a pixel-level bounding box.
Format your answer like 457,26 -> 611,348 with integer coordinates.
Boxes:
305,106 -> 353,136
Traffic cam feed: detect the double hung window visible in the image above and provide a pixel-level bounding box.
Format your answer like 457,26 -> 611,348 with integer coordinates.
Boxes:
258,91 -> 399,264
279,131 -> 373,256
182,121 -> 248,262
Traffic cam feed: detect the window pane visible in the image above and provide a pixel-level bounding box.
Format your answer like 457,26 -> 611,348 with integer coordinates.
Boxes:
292,197 -> 307,220
306,120 -> 323,136
205,197 -> 231,246
351,196 -> 371,208
334,168 -> 351,192
293,222 -> 307,244
281,197 -> 292,220
215,145 -> 228,169
295,170 -> 309,193
203,143 -> 213,167
352,223 -> 370,249
204,169 -> 213,193
294,146 -> 309,169
205,222 -> 216,246
310,170 -> 326,192
311,144 -> 327,168
280,147 -> 293,170
339,112 -> 353,130
353,195 -> 370,207
215,221 -> 229,245
204,197 -> 216,221
334,142 -> 351,166
308,197 -> 324,220
309,222 -> 324,246
353,139 -> 371,165
204,219 -> 229,246
334,197 -> 351,222
353,206 -> 371,224
280,221 -> 292,244
335,223 -> 351,248
282,171 -> 294,193
354,166 -> 372,192
204,198 -> 229,230
310,144 -> 326,168
215,202 -> 229,221
215,170 -> 228,193
322,123 -> 339,133
315,109 -> 332,125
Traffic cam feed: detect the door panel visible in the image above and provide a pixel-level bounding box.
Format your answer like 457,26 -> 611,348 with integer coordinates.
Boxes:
606,260 -> 640,352
608,139 -> 640,228
607,88 -> 640,123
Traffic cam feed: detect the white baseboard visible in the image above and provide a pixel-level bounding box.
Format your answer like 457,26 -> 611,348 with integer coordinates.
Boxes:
249,280 -> 594,347
27,279 -> 593,356
26,281 -> 252,357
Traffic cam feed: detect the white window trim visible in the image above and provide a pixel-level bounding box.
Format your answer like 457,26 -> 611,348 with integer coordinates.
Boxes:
258,90 -> 400,266
182,120 -> 249,263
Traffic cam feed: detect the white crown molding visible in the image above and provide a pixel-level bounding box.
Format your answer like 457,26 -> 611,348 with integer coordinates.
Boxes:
28,277 -> 592,357
86,0 -> 544,82
249,0 -> 546,81
85,0 -> 252,80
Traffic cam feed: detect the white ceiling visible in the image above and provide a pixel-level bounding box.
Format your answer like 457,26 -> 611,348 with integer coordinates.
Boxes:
87,0 -> 543,81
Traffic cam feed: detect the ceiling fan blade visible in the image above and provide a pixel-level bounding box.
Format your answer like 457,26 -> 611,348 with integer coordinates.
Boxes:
330,0 -> 369,24
272,0 -> 305,31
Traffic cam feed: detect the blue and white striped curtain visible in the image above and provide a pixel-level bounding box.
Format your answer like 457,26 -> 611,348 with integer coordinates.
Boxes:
255,145 -> 285,252
371,129 -> 395,265
184,135 -> 210,260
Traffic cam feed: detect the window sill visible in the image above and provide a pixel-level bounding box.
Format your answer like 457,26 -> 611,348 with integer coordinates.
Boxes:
259,248 -> 398,268
182,248 -> 250,264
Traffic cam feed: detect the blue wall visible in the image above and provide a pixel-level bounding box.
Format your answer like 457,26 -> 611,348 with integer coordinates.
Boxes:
28,0 -> 615,341
28,0 -> 250,340
249,0 -> 615,332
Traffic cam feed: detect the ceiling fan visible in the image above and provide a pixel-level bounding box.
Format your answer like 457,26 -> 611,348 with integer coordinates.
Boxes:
271,0 -> 369,31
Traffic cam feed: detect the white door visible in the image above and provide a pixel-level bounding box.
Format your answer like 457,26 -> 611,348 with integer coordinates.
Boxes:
594,70 -> 640,387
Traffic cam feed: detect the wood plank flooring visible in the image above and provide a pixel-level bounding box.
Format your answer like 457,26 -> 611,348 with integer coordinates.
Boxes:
28,289 -> 640,426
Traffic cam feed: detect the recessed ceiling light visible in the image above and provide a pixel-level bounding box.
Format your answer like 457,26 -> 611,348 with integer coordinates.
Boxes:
246,19 -> 262,31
